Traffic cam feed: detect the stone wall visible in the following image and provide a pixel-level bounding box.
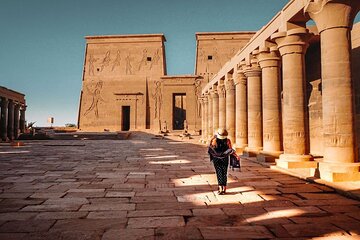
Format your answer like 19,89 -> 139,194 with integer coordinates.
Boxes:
195,32 -> 255,81
78,34 -> 166,132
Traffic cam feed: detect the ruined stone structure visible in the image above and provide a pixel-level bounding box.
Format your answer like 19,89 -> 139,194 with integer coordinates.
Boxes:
201,0 -> 360,182
78,33 -> 254,133
0,86 -> 26,141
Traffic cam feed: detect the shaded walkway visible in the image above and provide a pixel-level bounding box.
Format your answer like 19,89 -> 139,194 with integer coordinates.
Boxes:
0,132 -> 359,239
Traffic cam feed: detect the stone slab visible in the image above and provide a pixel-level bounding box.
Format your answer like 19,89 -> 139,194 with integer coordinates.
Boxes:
127,216 -> 185,228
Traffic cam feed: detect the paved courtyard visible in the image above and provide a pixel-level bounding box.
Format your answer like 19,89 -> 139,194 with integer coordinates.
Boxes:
0,132 -> 359,240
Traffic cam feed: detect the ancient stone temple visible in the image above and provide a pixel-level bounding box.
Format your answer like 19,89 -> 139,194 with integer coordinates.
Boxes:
0,86 -> 27,141
78,0 -> 360,182
200,0 -> 360,182
77,32 -> 254,132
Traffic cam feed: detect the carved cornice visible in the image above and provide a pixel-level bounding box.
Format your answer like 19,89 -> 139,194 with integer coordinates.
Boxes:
271,28 -> 313,56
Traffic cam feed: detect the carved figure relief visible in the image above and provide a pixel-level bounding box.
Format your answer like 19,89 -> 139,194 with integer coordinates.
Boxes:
198,48 -> 205,63
138,49 -> 148,71
150,48 -> 161,70
194,79 -> 202,117
111,50 -> 121,72
125,54 -> 133,75
152,81 -> 162,118
99,51 -> 111,72
213,47 -> 222,68
84,81 -> 105,118
88,54 -> 98,76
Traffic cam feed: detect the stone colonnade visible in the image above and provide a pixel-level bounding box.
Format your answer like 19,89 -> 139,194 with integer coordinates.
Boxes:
200,0 -> 360,182
0,90 -> 26,141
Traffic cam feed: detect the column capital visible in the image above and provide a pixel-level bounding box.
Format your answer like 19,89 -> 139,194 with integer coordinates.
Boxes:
271,28 -> 312,56
225,78 -> 235,92
243,63 -> 261,78
203,95 -> 209,103
1,97 -> 9,106
233,68 -> 247,85
209,88 -> 219,98
304,0 -> 360,33
217,83 -> 226,98
257,46 -> 281,69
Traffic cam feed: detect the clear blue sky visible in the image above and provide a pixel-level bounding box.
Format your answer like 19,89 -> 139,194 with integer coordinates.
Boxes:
0,0 -> 358,127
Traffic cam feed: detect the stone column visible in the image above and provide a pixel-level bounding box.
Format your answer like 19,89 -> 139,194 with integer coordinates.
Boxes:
7,100 -> 14,141
207,91 -> 213,138
14,104 -> 20,139
306,0 -> 360,181
272,27 -> 314,168
225,75 -> 235,144
203,94 -> 209,143
244,57 -> 262,155
211,88 -> 219,134
20,105 -> 26,133
217,83 -> 226,129
0,97 -> 8,141
233,64 -> 248,152
257,46 -> 282,161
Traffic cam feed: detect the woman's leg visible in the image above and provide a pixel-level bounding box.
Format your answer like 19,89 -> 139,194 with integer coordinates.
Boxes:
219,159 -> 229,193
213,159 -> 224,193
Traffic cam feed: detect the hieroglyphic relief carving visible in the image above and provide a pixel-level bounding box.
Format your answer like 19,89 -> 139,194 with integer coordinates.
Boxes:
213,47 -> 222,68
84,81 -> 105,118
152,81 -> 162,118
88,54 -> 98,76
194,79 -> 202,117
227,48 -> 236,59
99,51 -> 111,72
111,50 -> 121,72
138,49 -> 148,71
115,93 -> 144,104
150,48 -> 161,70
198,48 -> 205,63
125,54 -> 133,75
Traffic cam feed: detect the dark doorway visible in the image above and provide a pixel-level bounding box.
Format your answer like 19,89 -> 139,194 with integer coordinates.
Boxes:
173,93 -> 186,130
122,106 -> 130,131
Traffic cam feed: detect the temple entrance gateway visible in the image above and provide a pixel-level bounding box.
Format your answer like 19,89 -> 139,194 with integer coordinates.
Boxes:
173,93 -> 186,130
121,106 -> 130,131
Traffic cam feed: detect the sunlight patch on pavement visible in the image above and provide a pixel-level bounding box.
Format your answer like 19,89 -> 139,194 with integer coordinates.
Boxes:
149,159 -> 191,164
244,208 -> 307,223
145,155 -> 179,159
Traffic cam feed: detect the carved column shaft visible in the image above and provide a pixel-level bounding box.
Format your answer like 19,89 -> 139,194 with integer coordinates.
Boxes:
203,96 -> 209,141
200,98 -> 205,141
14,104 -> 20,139
225,77 -> 236,143
207,92 -> 213,137
7,100 -> 14,141
217,84 -> 226,129
306,0 -> 360,164
20,106 -> 26,133
0,97 -> 8,141
234,68 -> 248,149
258,47 -> 282,153
244,60 -> 262,152
211,90 -> 219,133
272,28 -> 312,160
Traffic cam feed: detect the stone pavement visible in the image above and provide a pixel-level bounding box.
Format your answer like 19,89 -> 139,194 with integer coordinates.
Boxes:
0,132 -> 359,240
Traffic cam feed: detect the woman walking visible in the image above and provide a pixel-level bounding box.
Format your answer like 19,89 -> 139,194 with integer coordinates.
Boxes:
208,128 -> 234,195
